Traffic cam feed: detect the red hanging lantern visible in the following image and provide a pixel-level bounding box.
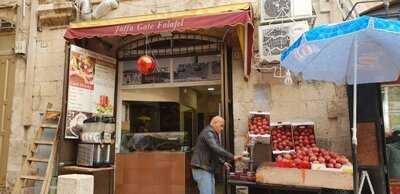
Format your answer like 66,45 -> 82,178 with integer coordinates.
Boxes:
137,55 -> 156,75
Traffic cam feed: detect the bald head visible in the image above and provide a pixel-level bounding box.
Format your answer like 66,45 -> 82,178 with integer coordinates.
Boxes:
210,116 -> 225,134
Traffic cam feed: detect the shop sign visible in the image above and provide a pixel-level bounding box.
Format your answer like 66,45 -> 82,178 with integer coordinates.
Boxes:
114,19 -> 185,35
65,45 -> 117,139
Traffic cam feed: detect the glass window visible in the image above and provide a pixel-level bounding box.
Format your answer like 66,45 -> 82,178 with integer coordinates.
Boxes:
121,55 -> 220,85
382,85 -> 400,133
382,85 -> 400,180
119,101 -> 192,153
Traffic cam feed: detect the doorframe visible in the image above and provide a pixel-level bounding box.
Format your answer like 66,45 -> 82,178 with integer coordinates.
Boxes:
220,43 -> 234,194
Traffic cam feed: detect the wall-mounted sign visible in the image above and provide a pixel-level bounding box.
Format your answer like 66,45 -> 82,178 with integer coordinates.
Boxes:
65,45 -> 116,139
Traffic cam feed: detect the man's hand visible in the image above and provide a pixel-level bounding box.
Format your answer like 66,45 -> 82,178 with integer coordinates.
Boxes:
224,162 -> 232,170
386,129 -> 394,138
234,155 -> 243,161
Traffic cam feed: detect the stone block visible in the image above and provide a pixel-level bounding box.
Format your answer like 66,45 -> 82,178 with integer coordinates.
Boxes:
234,121 -> 248,136
335,85 -> 348,99
34,65 -> 64,82
270,101 -> 307,121
329,136 -> 350,155
39,81 -> 59,97
57,174 -> 94,194
270,84 -> 301,102
304,100 -> 327,118
33,84 -> 40,97
14,66 -> 26,84
303,82 -> 336,100
36,52 -> 66,67
32,96 -> 62,112
234,135 -> 247,157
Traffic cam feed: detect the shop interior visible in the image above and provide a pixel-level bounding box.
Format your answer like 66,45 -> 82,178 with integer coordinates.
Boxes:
119,84 -> 221,153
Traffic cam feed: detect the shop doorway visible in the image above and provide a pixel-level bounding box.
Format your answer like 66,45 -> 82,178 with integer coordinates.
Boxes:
0,56 -> 15,189
119,84 -> 224,194
0,31 -> 15,190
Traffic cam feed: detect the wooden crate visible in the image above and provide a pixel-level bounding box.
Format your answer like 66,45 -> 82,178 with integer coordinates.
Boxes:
390,179 -> 400,194
256,163 -> 353,190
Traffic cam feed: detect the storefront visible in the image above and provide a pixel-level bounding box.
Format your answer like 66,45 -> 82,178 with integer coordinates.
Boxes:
59,3 -> 254,194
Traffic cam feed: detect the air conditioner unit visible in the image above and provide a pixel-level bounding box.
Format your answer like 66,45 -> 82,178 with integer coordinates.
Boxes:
260,0 -> 313,22
258,21 -> 309,63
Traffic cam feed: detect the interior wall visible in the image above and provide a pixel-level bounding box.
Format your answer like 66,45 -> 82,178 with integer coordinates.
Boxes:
179,88 -> 198,110
121,88 -> 180,102
196,91 -> 220,127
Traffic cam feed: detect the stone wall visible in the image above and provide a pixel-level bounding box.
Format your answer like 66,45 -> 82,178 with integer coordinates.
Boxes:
232,0 -> 352,160
5,0 -> 352,190
6,28 -> 66,190
232,60 -> 352,157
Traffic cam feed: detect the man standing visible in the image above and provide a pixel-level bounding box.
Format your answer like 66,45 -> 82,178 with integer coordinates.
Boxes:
386,128 -> 400,178
191,116 -> 244,194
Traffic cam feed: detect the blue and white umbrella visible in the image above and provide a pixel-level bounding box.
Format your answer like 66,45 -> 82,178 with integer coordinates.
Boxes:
281,16 -> 400,192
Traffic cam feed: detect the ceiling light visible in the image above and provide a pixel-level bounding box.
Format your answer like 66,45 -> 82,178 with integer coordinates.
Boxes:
207,87 -> 215,91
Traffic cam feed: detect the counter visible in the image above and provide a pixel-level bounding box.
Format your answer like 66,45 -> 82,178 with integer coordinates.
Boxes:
115,151 -> 192,194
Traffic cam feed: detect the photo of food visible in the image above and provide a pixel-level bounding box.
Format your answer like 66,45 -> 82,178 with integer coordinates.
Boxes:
69,52 -> 95,88
96,95 -> 113,115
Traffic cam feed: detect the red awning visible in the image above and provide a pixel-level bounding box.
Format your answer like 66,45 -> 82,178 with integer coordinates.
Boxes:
64,4 -> 254,77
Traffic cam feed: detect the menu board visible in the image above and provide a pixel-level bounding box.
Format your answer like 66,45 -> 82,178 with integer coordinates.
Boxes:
65,45 -> 116,139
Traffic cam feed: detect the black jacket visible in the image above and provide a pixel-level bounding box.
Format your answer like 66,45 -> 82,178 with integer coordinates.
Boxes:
191,125 -> 234,173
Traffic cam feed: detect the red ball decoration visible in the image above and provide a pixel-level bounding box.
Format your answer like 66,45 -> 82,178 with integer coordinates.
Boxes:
137,55 -> 156,75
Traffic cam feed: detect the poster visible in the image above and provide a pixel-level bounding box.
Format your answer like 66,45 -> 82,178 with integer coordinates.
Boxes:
121,55 -> 220,85
65,45 -> 116,139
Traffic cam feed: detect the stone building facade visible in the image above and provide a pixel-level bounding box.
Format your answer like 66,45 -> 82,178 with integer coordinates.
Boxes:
1,0 -> 353,192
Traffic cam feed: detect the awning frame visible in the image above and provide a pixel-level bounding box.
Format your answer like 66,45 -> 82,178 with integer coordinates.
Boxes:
65,3 -> 254,78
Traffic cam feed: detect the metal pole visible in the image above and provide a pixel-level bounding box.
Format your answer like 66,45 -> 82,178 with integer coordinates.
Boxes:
352,34 -> 359,194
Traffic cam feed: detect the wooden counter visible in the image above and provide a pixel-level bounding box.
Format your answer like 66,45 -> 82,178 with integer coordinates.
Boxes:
60,165 -> 114,194
256,163 -> 353,190
115,151 -> 191,194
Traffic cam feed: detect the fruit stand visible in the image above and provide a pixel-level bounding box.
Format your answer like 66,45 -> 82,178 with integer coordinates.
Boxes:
228,111 -> 354,194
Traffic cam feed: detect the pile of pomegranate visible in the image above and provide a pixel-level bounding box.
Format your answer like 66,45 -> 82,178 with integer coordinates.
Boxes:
248,114 -> 270,135
293,125 -> 316,150
275,146 -> 350,169
271,124 -> 294,152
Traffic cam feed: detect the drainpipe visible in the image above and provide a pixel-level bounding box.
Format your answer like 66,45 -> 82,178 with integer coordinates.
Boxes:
75,0 -> 92,20
74,0 -> 119,21
92,0 -> 119,19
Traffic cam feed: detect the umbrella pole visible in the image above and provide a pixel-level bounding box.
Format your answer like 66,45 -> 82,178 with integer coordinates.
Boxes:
352,36 -> 359,194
